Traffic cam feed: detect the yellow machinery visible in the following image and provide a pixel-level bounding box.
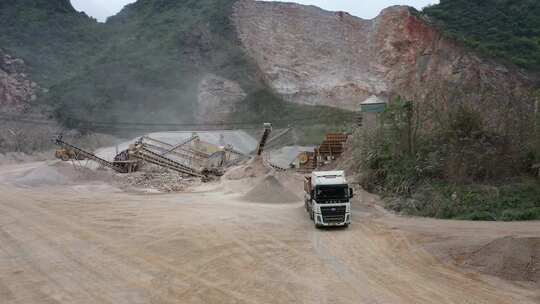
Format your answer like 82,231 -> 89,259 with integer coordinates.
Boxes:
55,148 -> 86,161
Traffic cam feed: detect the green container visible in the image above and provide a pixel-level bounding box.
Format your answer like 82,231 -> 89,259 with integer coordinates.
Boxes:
359,96 -> 387,113
360,102 -> 386,113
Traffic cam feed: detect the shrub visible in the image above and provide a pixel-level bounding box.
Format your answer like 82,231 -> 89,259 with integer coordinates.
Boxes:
354,95 -> 540,221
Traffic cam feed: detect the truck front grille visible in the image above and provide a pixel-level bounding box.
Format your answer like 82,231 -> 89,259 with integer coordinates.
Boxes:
320,206 -> 346,223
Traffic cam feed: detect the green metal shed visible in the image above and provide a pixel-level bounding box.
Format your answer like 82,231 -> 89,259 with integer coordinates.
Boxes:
359,95 -> 387,113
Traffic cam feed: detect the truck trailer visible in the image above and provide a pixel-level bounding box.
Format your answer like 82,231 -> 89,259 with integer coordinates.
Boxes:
304,171 -> 353,228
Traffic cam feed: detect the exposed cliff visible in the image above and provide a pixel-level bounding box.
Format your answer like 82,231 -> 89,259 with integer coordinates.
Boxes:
233,1 -> 533,113
197,74 -> 247,122
0,49 -> 38,112
1,0 -> 535,130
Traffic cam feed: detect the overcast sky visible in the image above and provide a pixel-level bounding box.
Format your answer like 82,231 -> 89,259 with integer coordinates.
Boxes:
71,0 -> 439,22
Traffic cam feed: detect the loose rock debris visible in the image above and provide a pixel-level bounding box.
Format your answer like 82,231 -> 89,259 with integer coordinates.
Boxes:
115,171 -> 197,192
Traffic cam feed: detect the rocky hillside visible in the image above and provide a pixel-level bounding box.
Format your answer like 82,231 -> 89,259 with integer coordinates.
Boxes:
0,0 -> 104,87
0,0 -> 536,131
233,1 -> 534,116
0,49 -> 38,112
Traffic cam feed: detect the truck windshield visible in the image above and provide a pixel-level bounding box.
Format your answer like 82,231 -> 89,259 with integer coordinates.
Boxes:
316,185 -> 348,199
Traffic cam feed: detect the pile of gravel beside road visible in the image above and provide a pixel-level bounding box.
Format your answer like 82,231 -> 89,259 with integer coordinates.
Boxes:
242,175 -> 299,204
462,236 -> 540,283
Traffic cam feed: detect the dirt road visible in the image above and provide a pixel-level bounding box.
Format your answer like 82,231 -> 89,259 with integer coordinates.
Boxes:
1,162 -> 539,303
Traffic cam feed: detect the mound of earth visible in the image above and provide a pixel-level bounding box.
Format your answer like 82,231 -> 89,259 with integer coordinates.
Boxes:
225,157 -> 270,180
115,171 -> 196,193
15,162 -> 112,187
242,174 -> 300,204
462,236 -> 540,283
0,152 -> 51,165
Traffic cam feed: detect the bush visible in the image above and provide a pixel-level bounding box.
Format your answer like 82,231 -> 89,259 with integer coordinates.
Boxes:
423,0 -> 540,70
354,96 -> 540,221
386,180 -> 540,221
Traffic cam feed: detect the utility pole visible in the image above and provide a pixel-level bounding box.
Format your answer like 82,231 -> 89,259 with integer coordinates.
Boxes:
535,94 -> 538,134
534,90 -> 540,158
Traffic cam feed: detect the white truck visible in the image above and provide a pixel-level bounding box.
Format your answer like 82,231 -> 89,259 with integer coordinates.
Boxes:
304,171 -> 353,228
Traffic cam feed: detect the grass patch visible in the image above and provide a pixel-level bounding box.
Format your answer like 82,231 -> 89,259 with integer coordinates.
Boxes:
387,179 -> 540,221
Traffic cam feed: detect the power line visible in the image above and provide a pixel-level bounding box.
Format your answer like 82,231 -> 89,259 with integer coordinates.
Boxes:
0,111 -> 354,130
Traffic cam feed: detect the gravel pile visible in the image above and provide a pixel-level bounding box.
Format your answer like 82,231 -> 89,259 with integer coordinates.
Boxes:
14,162 -> 112,187
115,171 -> 196,192
0,151 -> 51,165
225,157 -> 270,180
242,174 -> 299,204
462,236 -> 540,283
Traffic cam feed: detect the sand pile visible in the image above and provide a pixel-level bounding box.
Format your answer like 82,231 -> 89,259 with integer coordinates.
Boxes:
462,236 -> 540,283
16,164 -> 71,186
0,151 -> 51,165
242,174 -> 300,204
225,157 -> 270,180
15,163 -> 112,187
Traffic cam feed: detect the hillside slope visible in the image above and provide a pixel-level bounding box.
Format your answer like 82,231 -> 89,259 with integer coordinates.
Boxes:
423,0 -> 540,69
0,0 -> 352,129
233,1 -> 534,123
0,0 -> 105,87
0,49 -> 38,112
0,0 -> 537,133
49,0 -> 259,126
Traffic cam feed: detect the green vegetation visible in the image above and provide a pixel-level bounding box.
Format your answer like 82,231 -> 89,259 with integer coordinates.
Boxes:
356,0 -> 540,220
237,89 -> 354,145
390,180 -> 540,221
1,0 -> 352,134
423,0 -> 540,69
0,0 -> 105,86
354,96 -> 540,221
235,89 -> 354,128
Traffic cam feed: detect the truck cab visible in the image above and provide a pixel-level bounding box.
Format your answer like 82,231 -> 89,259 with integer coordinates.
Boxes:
304,171 -> 353,228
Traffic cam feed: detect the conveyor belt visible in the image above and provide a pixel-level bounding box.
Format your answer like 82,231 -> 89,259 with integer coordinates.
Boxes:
130,145 -> 203,177
256,123 -> 272,156
54,138 -> 127,173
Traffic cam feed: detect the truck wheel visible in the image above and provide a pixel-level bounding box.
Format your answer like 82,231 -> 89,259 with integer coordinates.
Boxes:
343,224 -> 349,229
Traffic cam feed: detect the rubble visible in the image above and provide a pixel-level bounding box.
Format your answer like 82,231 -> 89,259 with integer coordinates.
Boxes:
0,49 -> 38,111
115,170 -> 197,193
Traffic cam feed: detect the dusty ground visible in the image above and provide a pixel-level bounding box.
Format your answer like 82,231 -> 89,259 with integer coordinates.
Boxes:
1,161 -> 540,303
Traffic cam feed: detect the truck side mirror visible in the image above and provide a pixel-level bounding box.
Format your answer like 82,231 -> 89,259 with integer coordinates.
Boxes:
349,188 -> 354,198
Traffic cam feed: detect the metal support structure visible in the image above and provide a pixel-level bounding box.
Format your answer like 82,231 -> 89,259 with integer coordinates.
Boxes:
159,135 -> 199,156
256,123 -> 272,156
129,144 -> 204,177
52,137 -> 128,173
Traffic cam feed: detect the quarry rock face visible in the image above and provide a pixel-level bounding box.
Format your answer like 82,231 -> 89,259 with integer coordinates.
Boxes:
0,50 -> 37,112
197,74 -> 247,122
233,1 -> 531,111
